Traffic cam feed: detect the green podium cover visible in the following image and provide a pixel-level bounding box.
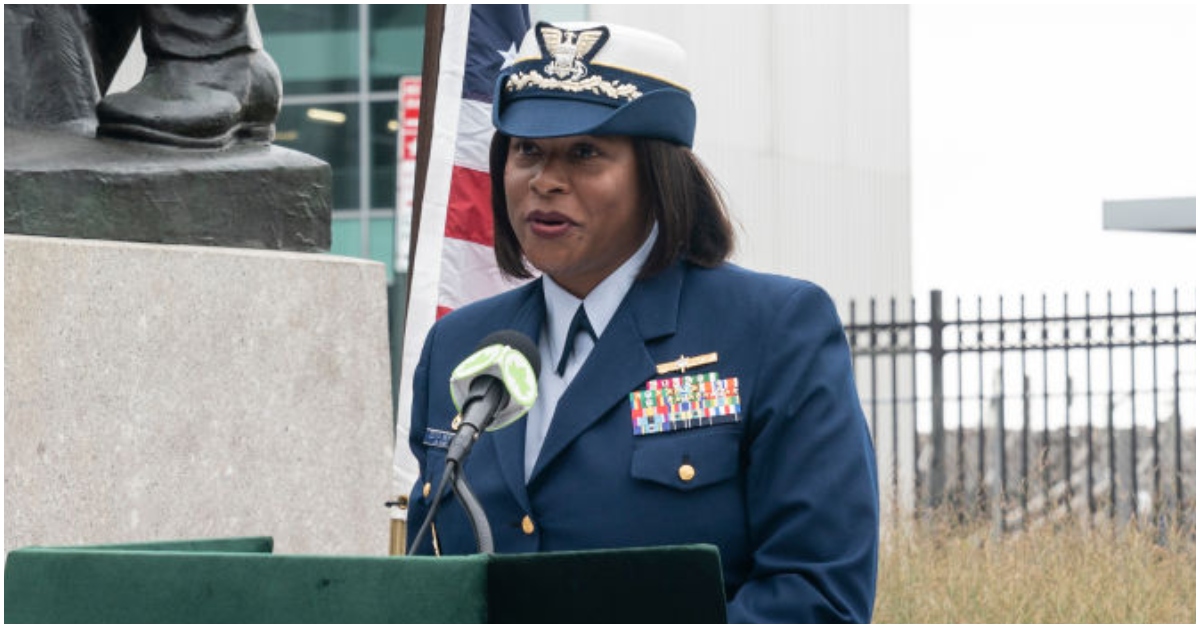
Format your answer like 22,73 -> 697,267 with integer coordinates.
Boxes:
5,537 -> 726,623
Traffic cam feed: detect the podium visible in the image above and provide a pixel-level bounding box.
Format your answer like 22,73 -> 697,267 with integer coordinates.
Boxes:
4,537 -> 727,623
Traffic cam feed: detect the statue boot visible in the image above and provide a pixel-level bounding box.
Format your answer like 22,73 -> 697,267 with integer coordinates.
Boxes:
97,48 -> 281,149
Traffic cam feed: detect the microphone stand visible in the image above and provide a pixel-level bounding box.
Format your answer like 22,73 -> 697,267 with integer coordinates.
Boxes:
410,328 -> 540,556
407,461 -> 494,555
450,463 -> 494,553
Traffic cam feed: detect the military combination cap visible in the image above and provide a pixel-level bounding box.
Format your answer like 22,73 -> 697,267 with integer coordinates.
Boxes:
493,21 -> 696,147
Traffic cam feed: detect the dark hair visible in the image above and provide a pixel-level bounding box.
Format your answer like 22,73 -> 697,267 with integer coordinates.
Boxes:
489,132 -> 734,280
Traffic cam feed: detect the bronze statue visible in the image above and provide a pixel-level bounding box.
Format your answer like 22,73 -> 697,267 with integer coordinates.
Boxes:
5,5 -> 281,149
4,5 -> 330,252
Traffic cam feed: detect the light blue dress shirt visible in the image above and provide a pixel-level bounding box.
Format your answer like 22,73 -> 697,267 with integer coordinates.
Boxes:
523,223 -> 659,481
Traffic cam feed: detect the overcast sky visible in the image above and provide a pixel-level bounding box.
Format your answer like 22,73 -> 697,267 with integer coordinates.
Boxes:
910,4 -> 1195,312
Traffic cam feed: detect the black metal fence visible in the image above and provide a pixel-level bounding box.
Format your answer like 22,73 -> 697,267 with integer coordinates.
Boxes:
844,289 -> 1196,531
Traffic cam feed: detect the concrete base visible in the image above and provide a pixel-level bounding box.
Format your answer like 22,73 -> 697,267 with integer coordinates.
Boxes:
4,235 -> 392,555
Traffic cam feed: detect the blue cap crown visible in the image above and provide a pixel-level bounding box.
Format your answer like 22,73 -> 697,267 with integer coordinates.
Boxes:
493,22 -> 696,147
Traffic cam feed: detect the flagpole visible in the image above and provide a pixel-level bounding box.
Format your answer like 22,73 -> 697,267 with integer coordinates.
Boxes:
390,3 -> 446,558
391,3 -> 531,557
407,4 -> 445,294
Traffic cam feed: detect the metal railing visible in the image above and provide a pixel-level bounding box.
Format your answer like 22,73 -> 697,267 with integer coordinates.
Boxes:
845,289 -> 1196,530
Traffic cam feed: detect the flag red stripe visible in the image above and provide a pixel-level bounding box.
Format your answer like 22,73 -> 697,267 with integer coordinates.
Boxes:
444,166 -> 494,247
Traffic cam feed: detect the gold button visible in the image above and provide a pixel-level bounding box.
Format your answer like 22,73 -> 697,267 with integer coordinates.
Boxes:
422,482 -> 431,498
451,415 -> 462,431
678,464 -> 696,482
521,515 -> 535,535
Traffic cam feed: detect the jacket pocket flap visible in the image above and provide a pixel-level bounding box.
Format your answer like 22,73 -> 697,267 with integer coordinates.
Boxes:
631,425 -> 740,491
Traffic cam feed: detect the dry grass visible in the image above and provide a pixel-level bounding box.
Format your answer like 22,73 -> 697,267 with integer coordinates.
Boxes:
873,512 -> 1196,623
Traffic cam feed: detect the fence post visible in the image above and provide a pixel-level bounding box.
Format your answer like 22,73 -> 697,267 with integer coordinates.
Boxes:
927,290 -> 946,510
1172,289 -> 1183,517
990,369 -> 1007,534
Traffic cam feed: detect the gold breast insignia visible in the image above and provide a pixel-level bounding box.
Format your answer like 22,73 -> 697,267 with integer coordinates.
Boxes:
656,352 -> 718,375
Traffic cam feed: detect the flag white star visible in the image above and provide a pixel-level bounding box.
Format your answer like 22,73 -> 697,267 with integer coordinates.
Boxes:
498,42 -> 519,69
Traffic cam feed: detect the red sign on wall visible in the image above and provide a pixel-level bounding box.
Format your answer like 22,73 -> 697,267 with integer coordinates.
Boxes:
395,76 -> 421,273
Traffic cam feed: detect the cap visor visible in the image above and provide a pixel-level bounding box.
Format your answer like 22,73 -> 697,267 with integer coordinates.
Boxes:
495,98 -> 616,139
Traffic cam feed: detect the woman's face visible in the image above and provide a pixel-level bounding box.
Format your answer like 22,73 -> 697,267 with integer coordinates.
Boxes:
504,134 -> 648,298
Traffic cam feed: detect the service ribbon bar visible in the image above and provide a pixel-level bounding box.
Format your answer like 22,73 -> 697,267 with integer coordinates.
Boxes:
629,373 -> 741,435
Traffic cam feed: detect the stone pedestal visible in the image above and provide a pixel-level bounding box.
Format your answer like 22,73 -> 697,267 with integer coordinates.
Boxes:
4,235 -> 392,555
4,127 -> 331,252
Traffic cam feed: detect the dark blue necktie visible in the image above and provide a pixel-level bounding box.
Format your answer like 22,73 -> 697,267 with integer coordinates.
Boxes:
556,304 -> 596,376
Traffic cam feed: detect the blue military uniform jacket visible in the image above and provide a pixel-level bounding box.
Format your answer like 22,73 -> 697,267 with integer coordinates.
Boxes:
407,260 -> 879,623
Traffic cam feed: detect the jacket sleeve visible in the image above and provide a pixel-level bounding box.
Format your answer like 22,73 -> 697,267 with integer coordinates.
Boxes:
726,283 -> 879,623
405,321 -> 438,553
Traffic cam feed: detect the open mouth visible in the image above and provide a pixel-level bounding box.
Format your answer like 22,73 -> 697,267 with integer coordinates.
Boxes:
528,211 -> 575,236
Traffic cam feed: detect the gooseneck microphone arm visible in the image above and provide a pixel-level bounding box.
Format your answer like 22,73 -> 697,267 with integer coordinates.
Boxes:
404,450 -> 495,556
409,376 -> 506,555
408,330 -> 540,557
407,464 -> 451,556
452,467 -> 493,553
444,376 -> 506,554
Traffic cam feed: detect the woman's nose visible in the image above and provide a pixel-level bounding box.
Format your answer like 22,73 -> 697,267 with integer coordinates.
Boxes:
530,158 -> 567,195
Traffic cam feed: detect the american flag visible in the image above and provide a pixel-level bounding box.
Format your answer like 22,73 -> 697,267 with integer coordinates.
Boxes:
392,5 -> 531,514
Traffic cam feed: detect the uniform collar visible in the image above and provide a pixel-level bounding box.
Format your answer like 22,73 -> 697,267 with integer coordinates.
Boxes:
541,222 -> 658,360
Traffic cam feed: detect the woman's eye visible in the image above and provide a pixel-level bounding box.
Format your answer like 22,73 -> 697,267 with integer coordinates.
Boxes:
513,140 -> 540,156
571,144 -> 600,159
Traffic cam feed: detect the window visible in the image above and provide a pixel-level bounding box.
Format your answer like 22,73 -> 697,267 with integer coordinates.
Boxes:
258,4 -> 427,282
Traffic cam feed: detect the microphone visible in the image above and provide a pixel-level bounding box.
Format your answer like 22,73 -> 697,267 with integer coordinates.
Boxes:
445,330 -> 540,465
409,330 -> 539,555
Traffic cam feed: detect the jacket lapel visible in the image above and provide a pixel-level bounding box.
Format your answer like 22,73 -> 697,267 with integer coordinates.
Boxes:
529,263 -> 686,483
486,279 -> 546,513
